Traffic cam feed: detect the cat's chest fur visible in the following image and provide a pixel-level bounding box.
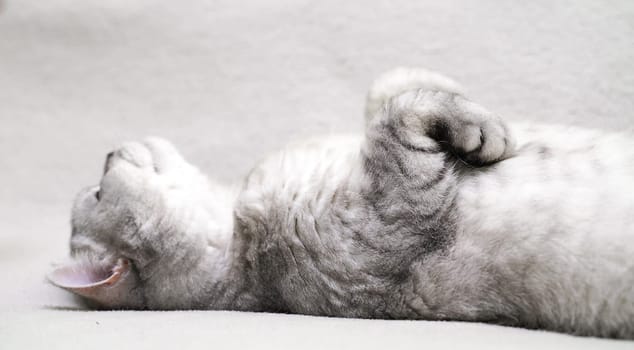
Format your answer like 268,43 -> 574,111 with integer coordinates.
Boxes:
232,135 -> 457,317
231,124 -> 634,322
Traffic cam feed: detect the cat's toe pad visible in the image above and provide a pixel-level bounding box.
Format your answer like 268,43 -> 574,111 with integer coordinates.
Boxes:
450,98 -> 515,165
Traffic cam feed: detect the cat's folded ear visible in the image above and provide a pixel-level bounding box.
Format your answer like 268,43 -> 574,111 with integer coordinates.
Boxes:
48,258 -> 144,309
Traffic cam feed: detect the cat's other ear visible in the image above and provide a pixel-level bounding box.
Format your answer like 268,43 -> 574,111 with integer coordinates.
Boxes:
48,258 -> 144,309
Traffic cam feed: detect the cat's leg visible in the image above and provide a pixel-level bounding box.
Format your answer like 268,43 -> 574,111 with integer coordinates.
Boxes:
359,89 -> 515,260
358,89 -> 517,319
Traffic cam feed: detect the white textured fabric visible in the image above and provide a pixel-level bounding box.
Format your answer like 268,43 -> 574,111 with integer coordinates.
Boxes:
1,0 -> 633,348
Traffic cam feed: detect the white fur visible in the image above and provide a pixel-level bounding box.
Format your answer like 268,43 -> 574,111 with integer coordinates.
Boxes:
52,68 -> 634,338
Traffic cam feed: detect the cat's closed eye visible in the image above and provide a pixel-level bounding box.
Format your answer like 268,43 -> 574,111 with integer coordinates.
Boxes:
94,188 -> 101,201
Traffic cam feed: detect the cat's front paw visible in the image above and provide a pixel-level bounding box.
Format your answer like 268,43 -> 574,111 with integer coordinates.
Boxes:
431,93 -> 515,165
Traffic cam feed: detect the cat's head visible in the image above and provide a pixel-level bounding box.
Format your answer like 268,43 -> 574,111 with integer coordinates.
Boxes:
49,138 -> 235,309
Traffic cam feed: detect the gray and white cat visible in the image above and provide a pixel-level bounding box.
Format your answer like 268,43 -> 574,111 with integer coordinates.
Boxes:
49,68 -> 634,339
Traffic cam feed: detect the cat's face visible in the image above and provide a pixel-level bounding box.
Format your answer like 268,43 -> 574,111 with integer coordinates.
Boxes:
49,138 -> 216,309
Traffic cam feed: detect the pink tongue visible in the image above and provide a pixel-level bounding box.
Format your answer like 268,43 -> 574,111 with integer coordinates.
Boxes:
48,261 -> 122,289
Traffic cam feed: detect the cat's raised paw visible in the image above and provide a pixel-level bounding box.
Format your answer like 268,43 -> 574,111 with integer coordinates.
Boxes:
443,95 -> 516,166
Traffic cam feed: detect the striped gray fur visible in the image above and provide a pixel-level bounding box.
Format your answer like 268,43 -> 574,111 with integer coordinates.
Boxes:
49,68 -> 634,339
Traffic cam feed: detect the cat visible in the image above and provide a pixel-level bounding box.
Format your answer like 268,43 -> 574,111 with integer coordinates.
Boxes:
49,67 -> 634,339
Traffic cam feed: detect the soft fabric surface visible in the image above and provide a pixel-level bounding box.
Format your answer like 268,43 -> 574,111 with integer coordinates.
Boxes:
1,0 -> 633,348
